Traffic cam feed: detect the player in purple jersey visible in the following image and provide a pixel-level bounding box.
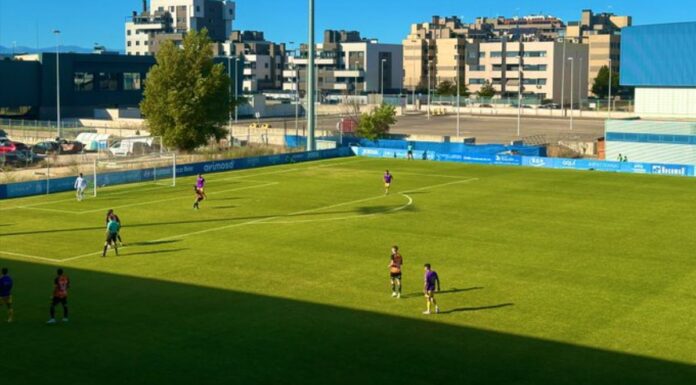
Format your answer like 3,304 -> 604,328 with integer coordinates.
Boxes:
196,174 -> 207,198
383,170 -> 393,195
423,263 -> 440,314
0,267 -> 13,322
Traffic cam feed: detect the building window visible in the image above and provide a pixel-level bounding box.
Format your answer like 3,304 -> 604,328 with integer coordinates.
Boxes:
99,73 -> 119,91
522,78 -> 547,85
469,78 -> 486,85
127,41 -> 132,47
196,5 -> 201,12
523,64 -> 547,71
479,52 -> 486,58
491,51 -> 503,58
123,73 -> 142,91
74,72 -> 94,92
523,51 -> 547,57
127,30 -> 131,36
136,41 -> 140,46
469,65 -> 485,71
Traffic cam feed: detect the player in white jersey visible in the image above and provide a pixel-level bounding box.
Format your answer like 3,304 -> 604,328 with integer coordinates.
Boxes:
74,173 -> 87,201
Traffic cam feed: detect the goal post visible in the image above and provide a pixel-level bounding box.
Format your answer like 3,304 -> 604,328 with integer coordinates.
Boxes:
92,153 -> 177,197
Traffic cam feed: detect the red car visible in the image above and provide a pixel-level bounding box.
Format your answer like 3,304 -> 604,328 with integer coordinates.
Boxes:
0,138 -> 28,153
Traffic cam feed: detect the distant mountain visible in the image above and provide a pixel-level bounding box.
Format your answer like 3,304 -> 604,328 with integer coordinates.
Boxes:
0,45 -> 124,55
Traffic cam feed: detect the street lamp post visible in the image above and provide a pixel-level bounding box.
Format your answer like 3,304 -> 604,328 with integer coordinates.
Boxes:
456,53 -> 461,137
578,57 -> 583,117
426,41 -> 431,120
568,57 -> 574,131
227,55 -> 233,143
560,37 -> 567,117
234,57 -> 239,122
53,30 -> 61,138
608,58 -> 613,118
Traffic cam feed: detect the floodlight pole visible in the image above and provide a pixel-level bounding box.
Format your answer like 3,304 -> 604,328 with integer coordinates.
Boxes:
306,0 -> 316,151
53,30 -> 61,139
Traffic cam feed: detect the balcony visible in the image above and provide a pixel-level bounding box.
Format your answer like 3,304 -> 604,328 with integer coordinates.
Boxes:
333,69 -> 364,78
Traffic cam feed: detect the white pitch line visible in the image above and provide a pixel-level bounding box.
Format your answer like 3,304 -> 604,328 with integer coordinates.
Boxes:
59,177 -> 478,263
261,194 -> 414,224
75,182 -> 279,214
14,206 -> 77,214
13,172 -> 479,262
0,250 -> 61,263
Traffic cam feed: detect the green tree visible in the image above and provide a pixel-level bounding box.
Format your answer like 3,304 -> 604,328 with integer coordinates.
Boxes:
140,29 -> 233,151
591,65 -> 619,99
477,80 -> 496,98
436,80 -> 456,96
357,104 -> 397,141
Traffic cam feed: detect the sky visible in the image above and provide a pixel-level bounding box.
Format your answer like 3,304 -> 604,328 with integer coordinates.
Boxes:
0,0 -> 694,50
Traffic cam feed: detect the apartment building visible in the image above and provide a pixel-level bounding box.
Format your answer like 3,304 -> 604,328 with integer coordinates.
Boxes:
465,40 -> 588,103
126,0 -> 235,56
283,30 -> 403,95
217,31 -> 286,92
566,9 -> 631,94
403,15 -> 565,92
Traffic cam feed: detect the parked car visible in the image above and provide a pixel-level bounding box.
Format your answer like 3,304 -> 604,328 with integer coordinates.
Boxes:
56,139 -> 85,154
479,104 -> 493,108
0,138 -> 30,153
32,141 -> 62,155
539,103 -> 561,109
0,129 -> 8,138
109,137 -> 156,156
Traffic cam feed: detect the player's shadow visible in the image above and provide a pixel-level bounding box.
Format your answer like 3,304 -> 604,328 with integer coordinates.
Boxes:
439,303 -> 515,314
211,205 -> 238,210
117,248 -> 188,257
128,240 -> 182,247
401,286 -> 484,299
355,204 -> 417,215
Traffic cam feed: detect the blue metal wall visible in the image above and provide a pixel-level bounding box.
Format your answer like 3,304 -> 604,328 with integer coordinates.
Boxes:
621,22 -> 696,87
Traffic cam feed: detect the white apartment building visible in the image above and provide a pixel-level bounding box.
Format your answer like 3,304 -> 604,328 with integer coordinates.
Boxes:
465,40 -> 588,103
126,0 -> 235,56
283,32 -> 403,95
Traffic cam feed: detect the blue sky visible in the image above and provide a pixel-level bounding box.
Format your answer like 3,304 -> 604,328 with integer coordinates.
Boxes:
0,0 -> 693,49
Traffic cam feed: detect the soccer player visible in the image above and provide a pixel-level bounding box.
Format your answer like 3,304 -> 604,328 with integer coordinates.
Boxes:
47,268 -> 70,324
407,143 -> 414,160
384,170 -> 393,195
389,246 -> 403,298
74,173 -> 87,201
193,185 -> 205,210
102,216 -> 121,257
0,268 -> 13,322
423,263 -> 440,315
105,209 -> 123,246
196,174 -> 207,198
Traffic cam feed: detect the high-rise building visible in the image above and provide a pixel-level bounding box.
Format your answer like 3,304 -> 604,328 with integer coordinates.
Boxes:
125,0 -> 235,56
217,31 -> 286,92
465,40 -> 588,103
283,30 -> 403,96
403,15 -> 566,94
566,9 -> 632,95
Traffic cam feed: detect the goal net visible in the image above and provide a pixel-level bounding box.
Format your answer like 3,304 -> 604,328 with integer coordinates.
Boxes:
92,153 -> 177,197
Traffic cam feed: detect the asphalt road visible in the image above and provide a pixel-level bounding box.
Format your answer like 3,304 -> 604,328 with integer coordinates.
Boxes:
243,112 -> 606,144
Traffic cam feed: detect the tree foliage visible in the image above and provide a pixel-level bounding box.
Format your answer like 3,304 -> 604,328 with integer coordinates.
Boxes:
477,80 -> 496,98
357,104 -> 397,141
436,80 -> 469,97
591,65 -> 620,99
140,29 -> 232,151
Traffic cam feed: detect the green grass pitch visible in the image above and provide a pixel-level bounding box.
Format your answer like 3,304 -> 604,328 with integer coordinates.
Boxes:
0,156 -> 694,384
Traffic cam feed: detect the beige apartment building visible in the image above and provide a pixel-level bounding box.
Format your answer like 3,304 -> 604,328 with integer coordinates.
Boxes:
566,9 -> 631,94
465,40 -> 589,103
403,17 -> 474,92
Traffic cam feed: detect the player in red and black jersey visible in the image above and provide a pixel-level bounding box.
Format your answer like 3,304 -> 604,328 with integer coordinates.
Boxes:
47,268 -> 70,324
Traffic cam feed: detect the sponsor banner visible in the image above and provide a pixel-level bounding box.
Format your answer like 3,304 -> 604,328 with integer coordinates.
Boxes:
0,148 -> 352,199
351,147 -> 695,178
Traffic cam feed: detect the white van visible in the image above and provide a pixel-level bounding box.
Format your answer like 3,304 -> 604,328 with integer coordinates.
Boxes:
109,137 -> 156,156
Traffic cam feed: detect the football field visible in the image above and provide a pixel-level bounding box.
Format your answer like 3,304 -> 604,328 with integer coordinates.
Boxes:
0,156 -> 694,384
